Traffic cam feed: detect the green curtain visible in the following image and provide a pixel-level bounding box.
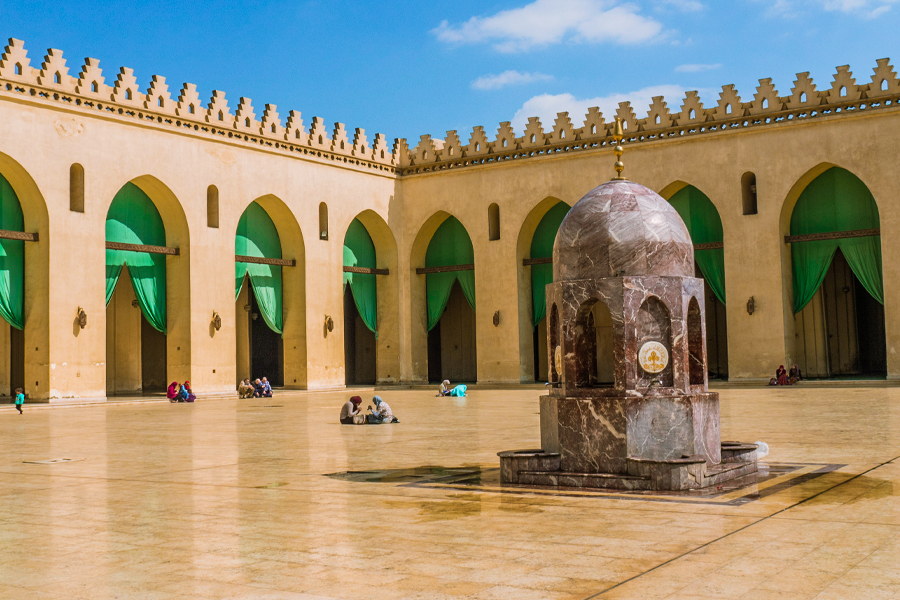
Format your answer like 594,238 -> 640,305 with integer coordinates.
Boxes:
791,167 -> 882,313
105,182 -> 167,334
530,202 -> 570,327
235,201 -> 283,335
669,185 -> 726,305
0,174 -> 24,330
343,218 -> 377,336
425,216 -> 475,331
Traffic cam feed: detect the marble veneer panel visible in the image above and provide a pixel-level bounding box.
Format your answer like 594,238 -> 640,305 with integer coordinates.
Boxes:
626,393 -> 721,464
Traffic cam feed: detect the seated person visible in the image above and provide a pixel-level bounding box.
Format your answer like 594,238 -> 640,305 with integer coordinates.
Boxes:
340,396 -> 363,424
167,381 -> 180,403
776,365 -> 788,386
182,381 -> 196,402
437,380 -> 452,397
788,364 -> 802,384
253,379 -> 263,397
238,379 -> 254,399
367,396 -> 398,424
259,377 -> 273,397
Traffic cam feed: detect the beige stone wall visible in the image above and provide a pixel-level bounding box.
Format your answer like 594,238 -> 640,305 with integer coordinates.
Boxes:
2,39 -> 900,398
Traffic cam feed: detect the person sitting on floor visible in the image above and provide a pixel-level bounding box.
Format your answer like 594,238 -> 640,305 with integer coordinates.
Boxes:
182,381 -> 196,402
788,364 -> 802,385
259,377 -> 273,397
367,396 -> 398,424
340,396 -> 363,424
238,379 -> 255,399
776,365 -> 789,386
253,379 -> 263,397
437,380 -> 452,397
167,381 -> 180,403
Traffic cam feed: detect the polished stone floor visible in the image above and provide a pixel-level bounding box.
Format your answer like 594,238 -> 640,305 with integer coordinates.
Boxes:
2,386 -> 900,600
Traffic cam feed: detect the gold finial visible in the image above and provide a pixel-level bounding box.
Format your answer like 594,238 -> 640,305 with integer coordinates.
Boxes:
612,117 -> 626,181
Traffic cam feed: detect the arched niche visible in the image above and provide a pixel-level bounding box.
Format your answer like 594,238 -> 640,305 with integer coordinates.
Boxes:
786,166 -> 885,378
515,197 -> 571,383
342,209 -> 399,384
572,298 -> 615,388
635,296 -> 673,388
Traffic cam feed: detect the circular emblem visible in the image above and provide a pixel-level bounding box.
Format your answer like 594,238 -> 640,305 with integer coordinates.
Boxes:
554,346 -> 562,376
639,342 -> 669,374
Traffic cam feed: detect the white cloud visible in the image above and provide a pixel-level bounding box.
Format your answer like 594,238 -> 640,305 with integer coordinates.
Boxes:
657,0 -> 704,10
471,70 -> 554,90
510,84 -> 686,131
432,0 -> 665,53
760,0 -> 898,18
674,63 -> 722,73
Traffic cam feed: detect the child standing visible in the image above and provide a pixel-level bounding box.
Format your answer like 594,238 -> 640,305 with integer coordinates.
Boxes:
14,388 -> 24,414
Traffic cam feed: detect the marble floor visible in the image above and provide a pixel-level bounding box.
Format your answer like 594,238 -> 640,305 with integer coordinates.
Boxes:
2,386 -> 900,600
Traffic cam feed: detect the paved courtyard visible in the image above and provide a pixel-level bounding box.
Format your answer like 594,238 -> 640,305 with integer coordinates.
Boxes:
2,386 -> 900,600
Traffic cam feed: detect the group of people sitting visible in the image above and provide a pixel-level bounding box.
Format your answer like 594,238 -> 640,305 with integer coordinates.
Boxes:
437,380 -> 467,397
167,381 -> 195,403
770,364 -> 803,386
340,395 -> 399,424
238,378 -> 273,398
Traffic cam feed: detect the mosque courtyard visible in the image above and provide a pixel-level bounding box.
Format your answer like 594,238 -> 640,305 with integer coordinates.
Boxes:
1,386 -> 899,600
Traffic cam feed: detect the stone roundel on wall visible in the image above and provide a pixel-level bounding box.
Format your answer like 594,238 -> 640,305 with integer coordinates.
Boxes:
638,342 -> 669,374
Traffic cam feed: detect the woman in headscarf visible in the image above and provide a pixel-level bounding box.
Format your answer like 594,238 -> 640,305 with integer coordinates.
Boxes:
340,396 -> 363,424
788,364 -> 802,384
776,365 -> 788,386
437,380 -> 452,397
167,382 -> 180,403
182,381 -> 196,402
367,396 -> 397,423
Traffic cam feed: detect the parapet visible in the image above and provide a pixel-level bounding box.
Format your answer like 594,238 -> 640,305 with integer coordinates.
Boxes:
0,38 -> 398,172
398,59 -> 900,174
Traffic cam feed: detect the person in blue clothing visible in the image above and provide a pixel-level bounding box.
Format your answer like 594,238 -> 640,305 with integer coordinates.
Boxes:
14,387 -> 24,414
255,377 -> 273,398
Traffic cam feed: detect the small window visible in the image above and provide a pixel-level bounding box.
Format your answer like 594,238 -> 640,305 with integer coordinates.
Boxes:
14,63 -> 22,76
207,185 -> 219,228
295,130 -> 301,139
725,103 -> 732,114
380,150 -> 385,158
800,92 -> 807,103
125,89 -> 132,100
245,117 -> 250,127
488,203 -> 500,241
741,172 -> 758,216
622,121 -> 628,130
689,109 -> 695,120
271,124 -> 276,133
91,81 -> 98,93
318,135 -> 323,144
502,138 -> 507,148
839,86 -> 847,97
447,146 -> 453,156
530,134 -> 536,143
560,130 -> 566,139
158,97 -> 164,108
361,144 -> 366,153
188,104 -> 195,114
475,142 -> 480,152
762,98 -> 769,109
882,79 -> 889,91
69,163 -> 84,213
218,110 -> 224,121
590,125 -> 596,134
319,202 -> 328,240
422,151 -> 428,160
340,141 -> 345,149
54,71 -> 61,84
655,115 -> 661,124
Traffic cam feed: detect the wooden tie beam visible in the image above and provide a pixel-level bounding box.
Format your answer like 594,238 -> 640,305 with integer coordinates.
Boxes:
784,228 -> 880,244
693,241 -> 724,251
416,264 -> 474,275
343,266 -> 389,275
0,229 -> 38,242
106,241 -> 179,255
523,241 -> 724,267
235,255 -> 296,267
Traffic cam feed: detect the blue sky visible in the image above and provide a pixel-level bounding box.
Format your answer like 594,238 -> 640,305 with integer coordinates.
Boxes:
2,1 -> 898,142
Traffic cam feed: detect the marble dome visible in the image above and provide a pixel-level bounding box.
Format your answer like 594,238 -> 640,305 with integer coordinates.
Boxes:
553,180 -> 694,281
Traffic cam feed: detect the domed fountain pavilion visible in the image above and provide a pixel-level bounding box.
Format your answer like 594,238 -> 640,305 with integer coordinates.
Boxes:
499,125 -> 759,491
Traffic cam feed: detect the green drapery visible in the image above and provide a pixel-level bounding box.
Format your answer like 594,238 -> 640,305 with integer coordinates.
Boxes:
791,167 -> 882,313
669,185 -> 726,305
530,202 -> 570,327
425,216 -> 475,331
0,174 -> 24,330
105,182 -> 167,334
235,201 -> 283,335
343,218 -> 377,336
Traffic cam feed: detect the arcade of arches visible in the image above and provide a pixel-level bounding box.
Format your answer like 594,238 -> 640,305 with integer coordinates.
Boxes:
1,86 -> 899,401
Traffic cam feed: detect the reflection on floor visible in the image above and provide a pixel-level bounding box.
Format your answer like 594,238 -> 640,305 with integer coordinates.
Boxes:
2,387 -> 900,599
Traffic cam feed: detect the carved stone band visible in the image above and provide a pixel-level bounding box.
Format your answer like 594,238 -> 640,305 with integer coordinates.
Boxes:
415,264 -> 474,274
106,241 -> 178,255
0,229 -> 38,242
784,228 -> 880,244
343,266 -> 389,275
235,255 -> 296,267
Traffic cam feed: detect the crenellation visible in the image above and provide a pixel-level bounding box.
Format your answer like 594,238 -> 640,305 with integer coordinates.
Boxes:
307,117 -> 330,150
75,57 -> 111,99
144,75 -> 175,115
371,132 -> 393,164
785,72 -> 820,109
749,78 -> 782,115
233,97 -> 258,132
645,97 -> 674,130
37,48 -> 76,92
677,91 -> 705,126
205,90 -> 231,125
580,107 -> 606,140
284,110 -> 305,142
351,128 -> 368,157
826,65 -> 861,103
522,117 -> 547,148
260,104 -> 283,138
331,122 -> 351,155
0,38 -> 38,83
868,58 -> 899,97
712,85 -> 742,120
112,67 -> 140,106
176,83 -> 201,117
549,112 -> 575,144
495,121 -> 517,151
440,131 -> 462,161
615,102 -> 638,134
411,134 -> 438,164
466,126 -> 490,157
393,138 -> 411,167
